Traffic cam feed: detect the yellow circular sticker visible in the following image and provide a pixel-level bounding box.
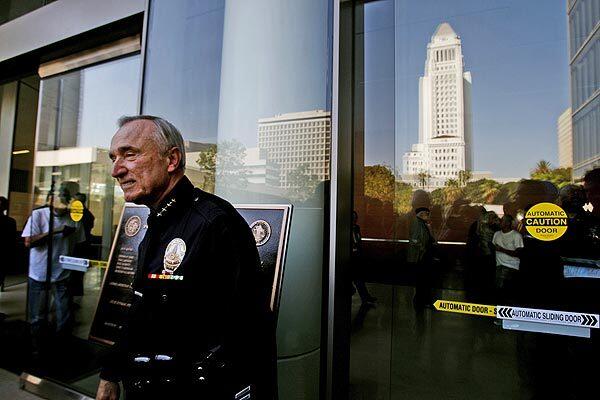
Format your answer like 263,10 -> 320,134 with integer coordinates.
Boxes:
70,200 -> 84,222
524,202 -> 568,241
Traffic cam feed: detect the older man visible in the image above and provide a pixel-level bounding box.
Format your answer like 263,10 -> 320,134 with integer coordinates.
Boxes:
97,116 -> 275,399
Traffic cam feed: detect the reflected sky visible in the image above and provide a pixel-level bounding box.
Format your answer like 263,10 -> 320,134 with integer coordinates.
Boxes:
143,0 -> 331,149
79,56 -> 141,149
363,0 -> 569,179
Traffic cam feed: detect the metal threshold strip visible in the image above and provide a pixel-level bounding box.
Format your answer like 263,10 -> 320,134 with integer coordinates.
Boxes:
20,373 -> 94,400
362,238 -> 466,245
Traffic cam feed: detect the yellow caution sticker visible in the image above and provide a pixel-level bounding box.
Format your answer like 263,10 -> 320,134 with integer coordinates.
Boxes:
89,260 -> 108,268
70,200 -> 84,222
524,202 -> 568,241
433,300 -> 497,317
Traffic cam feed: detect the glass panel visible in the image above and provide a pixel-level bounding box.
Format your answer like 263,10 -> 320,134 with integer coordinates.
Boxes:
350,1 -> 396,398
17,54 -> 140,396
348,1 -> 600,399
143,1 -> 332,398
0,76 -> 39,377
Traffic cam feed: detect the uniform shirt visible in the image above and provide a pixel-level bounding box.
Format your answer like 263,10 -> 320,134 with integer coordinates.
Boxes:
492,229 -> 523,270
22,207 -> 85,282
100,176 -> 276,398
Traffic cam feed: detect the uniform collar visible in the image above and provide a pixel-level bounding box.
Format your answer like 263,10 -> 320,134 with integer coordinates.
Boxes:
150,175 -> 194,221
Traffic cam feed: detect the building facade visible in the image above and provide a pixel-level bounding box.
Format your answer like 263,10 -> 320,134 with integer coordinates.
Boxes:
569,0 -> 600,179
402,22 -> 473,188
258,110 -> 331,189
558,107 -> 573,168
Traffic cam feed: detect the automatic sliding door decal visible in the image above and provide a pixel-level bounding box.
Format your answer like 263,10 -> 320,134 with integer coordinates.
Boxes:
433,300 -> 497,317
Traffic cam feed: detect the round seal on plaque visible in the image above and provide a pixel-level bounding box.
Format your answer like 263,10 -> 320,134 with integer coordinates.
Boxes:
163,238 -> 186,274
124,215 -> 142,237
250,220 -> 271,247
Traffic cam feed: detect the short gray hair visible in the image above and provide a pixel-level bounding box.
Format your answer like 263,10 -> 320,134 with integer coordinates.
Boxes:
118,115 -> 186,170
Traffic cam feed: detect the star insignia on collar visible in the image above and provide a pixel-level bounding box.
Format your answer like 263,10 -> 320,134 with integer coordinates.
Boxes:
156,198 -> 176,218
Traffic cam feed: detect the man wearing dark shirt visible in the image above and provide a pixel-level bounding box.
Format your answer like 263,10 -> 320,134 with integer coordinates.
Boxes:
97,115 -> 275,399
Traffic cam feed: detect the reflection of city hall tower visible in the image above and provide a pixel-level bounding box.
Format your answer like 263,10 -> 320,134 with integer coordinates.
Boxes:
403,23 -> 473,187
258,110 -> 331,189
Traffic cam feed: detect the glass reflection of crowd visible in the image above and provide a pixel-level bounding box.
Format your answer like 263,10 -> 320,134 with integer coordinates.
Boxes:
0,181 -> 98,365
397,168 -> 600,313
400,167 -> 600,397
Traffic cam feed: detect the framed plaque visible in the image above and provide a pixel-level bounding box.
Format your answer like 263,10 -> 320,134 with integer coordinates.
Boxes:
235,204 -> 292,316
89,203 -> 149,345
89,202 -> 292,345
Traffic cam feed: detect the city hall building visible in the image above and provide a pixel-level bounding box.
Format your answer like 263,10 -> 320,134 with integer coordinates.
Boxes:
0,1 -> 599,399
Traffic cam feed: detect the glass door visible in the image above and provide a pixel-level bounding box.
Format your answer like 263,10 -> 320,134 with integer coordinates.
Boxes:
346,1 -> 600,399
20,53 -> 140,396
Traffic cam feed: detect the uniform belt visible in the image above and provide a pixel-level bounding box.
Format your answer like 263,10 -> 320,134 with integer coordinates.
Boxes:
125,346 -> 245,395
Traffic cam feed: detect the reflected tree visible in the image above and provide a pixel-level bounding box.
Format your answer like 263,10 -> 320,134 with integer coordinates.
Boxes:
461,179 -> 501,204
286,163 -> 320,202
532,160 -> 552,175
480,180 -> 500,203
458,170 -> 472,186
530,160 -> 572,188
196,140 -> 248,193
394,181 -> 413,214
365,165 -> 395,204
443,178 -> 463,204
417,171 -> 432,189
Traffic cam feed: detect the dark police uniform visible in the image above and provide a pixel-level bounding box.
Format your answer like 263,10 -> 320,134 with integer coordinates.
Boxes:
100,176 -> 276,399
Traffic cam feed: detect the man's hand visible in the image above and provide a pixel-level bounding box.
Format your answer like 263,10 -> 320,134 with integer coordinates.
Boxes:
96,379 -> 120,400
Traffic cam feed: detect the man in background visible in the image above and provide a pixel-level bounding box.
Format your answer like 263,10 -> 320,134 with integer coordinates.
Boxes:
22,181 -> 85,349
407,207 -> 436,310
492,214 -> 523,305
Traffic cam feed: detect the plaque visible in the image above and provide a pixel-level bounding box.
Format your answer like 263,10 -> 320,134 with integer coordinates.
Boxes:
236,204 -> 292,315
89,204 -> 149,345
89,202 -> 292,345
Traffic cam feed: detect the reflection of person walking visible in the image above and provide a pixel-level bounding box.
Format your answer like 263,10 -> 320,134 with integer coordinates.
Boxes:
351,211 -> 376,305
408,207 -> 436,310
22,182 -> 85,351
474,211 -> 499,303
492,214 -> 523,306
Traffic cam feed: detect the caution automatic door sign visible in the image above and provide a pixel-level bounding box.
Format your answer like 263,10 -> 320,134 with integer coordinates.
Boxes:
497,305 -> 599,329
433,300 -> 496,317
524,202 -> 568,241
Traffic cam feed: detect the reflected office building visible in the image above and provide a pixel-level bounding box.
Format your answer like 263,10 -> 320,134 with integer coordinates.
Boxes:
402,23 -> 473,188
258,110 -> 332,191
569,0 -> 600,179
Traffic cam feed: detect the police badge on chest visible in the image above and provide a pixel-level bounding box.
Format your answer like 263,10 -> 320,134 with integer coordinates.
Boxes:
147,238 -> 187,281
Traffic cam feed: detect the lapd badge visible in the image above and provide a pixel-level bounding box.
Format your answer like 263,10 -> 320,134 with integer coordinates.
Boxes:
163,238 -> 186,274
250,220 -> 271,247
124,216 -> 142,237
